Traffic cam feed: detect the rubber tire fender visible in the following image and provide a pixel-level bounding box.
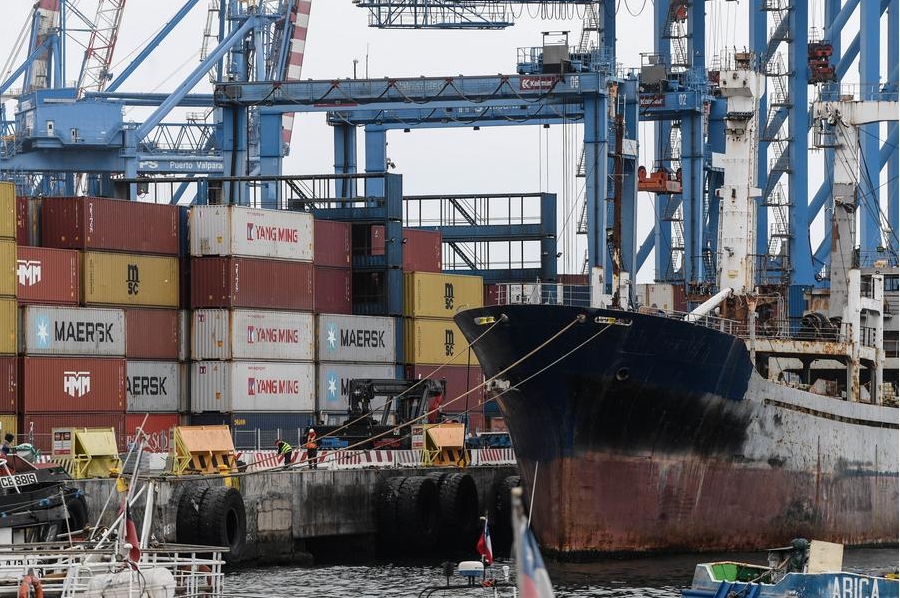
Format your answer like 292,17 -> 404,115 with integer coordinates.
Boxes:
490,475 -> 520,557
197,486 -> 247,564
65,495 -> 89,533
377,476 -> 407,548
176,485 -> 208,545
438,473 -> 479,550
397,476 -> 439,555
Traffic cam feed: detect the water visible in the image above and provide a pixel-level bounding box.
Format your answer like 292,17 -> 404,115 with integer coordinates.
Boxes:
226,548 -> 898,597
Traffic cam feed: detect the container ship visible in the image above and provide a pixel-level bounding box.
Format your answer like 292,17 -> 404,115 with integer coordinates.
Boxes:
456,66 -> 899,556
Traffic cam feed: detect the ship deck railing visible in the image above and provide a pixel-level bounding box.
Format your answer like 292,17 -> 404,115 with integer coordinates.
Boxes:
0,542 -> 226,597
661,311 -> 853,344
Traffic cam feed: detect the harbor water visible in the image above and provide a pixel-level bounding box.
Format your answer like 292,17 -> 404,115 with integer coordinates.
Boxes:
226,548 -> 898,597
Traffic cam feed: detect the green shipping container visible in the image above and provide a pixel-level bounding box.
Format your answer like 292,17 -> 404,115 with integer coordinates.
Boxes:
403,272 -> 483,318
82,251 -> 179,307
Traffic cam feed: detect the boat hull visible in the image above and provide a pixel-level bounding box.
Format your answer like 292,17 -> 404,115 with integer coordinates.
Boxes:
455,305 -> 899,555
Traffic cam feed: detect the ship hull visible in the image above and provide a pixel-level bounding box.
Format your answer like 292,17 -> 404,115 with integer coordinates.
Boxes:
455,305 -> 899,555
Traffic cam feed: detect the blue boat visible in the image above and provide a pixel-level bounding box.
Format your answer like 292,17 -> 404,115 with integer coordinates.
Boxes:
683,540 -> 898,598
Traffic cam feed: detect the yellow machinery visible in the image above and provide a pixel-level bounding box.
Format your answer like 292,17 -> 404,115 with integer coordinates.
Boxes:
171,425 -> 238,475
50,427 -> 122,479
421,423 -> 469,467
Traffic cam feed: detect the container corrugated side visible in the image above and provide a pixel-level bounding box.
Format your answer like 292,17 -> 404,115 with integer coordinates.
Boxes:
19,356 -> 126,412
313,219 -> 351,268
20,306 -> 125,356
0,184 -> 14,239
0,299 -> 15,355
20,413 -> 125,454
124,308 -> 179,359
192,309 -> 315,361
402,228 -> 442,273
314,267 -> 351,315
316,313 -> 396,363
16,197 -> 41,247
316,362 -> 396,412
178,310 -> 190,361
405,364 -> 484,414
0,239 -> 15,297
124,413 -> 179,452
190,361 -> 315,412
190,257 -> 314,311
0,358 -> 16,412
403,272 -> 484,318
41,197 -> 179,255
190,206 -> 314,261
82,252 -> 179,307
126,361 -> 181,412
16,246 -> 79,305
404,317 -> 481,366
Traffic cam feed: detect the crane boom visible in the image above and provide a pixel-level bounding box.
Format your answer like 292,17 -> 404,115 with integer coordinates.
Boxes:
77,0 -> 127,98
279,0 -> 312,154
25,0 -> 61,93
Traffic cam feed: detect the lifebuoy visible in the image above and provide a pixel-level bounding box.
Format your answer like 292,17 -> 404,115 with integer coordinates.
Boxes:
18,575 -> 43,598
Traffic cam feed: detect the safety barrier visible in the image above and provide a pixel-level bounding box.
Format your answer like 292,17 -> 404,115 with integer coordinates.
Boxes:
241,448 -> 515,472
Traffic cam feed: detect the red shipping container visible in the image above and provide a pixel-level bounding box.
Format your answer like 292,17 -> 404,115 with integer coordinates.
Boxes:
371,225 -> 385,256
19,412 -> 125,454
41,197 -> 179,255
313,219 -> 351,268
124,413 -> 180,453
19,356 -> 126,412
483,284 -> 502,307
15,246 -> 79,305
405,364 -> 484,414
402,228 -> 442,273
191,257 -> 314,311
0,357 -> 15,412
16,197 -> 41,246
125,308 -> 179,359
557,273 -> 589,285
314,267 -> 351,314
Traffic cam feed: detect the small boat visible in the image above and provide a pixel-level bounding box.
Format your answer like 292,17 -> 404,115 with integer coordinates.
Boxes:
682,539 -> 899,598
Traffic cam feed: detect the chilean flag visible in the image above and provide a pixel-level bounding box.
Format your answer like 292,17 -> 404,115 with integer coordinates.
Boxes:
516,523 -> 554,598
476,516 -> 493,565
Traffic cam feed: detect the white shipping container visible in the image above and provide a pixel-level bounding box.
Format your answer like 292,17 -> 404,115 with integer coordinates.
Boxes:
178,310 -> 190,361
646,284 -> 676,311
20,306 -> 125,356
192,309 -> 315,361
316,362 -> 397,412
316,314 -> 396,364
126,361 -> 181,412
191,361 -> 315,412
190,205 -> 314,261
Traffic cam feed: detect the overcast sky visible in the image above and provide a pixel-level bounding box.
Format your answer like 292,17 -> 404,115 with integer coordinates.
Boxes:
0,2 -> 886,280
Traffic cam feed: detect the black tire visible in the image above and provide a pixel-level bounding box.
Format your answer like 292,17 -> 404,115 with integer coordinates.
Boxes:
197,486 -> 247,563
397,476 -> 439,555
65,494 -> 89,532
176,485 -> 208,545
490,475 -> 520,557
437,473 -> 480,551
377,477 -> 407,548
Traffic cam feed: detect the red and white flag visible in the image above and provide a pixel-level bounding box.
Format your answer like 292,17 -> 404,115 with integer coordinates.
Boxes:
123,504 -> 141,562
476,516 -> 493,565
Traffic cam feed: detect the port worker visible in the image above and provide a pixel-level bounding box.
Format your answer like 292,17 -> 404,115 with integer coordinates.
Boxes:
305,428 -> 318,470
275,439 -> 295,469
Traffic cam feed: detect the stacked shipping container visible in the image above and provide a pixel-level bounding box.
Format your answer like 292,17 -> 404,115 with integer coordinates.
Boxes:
402,270 -> 487,432
16,197 -> 185,452
189,206 -> 318,441
0,184 -> 16,436
314,220 -> 352,315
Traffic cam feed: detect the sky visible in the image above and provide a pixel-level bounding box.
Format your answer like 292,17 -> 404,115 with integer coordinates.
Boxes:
0,1 -> 890,281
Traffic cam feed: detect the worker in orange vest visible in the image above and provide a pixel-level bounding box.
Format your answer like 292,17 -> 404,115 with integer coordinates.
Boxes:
305,428 -> 318,470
